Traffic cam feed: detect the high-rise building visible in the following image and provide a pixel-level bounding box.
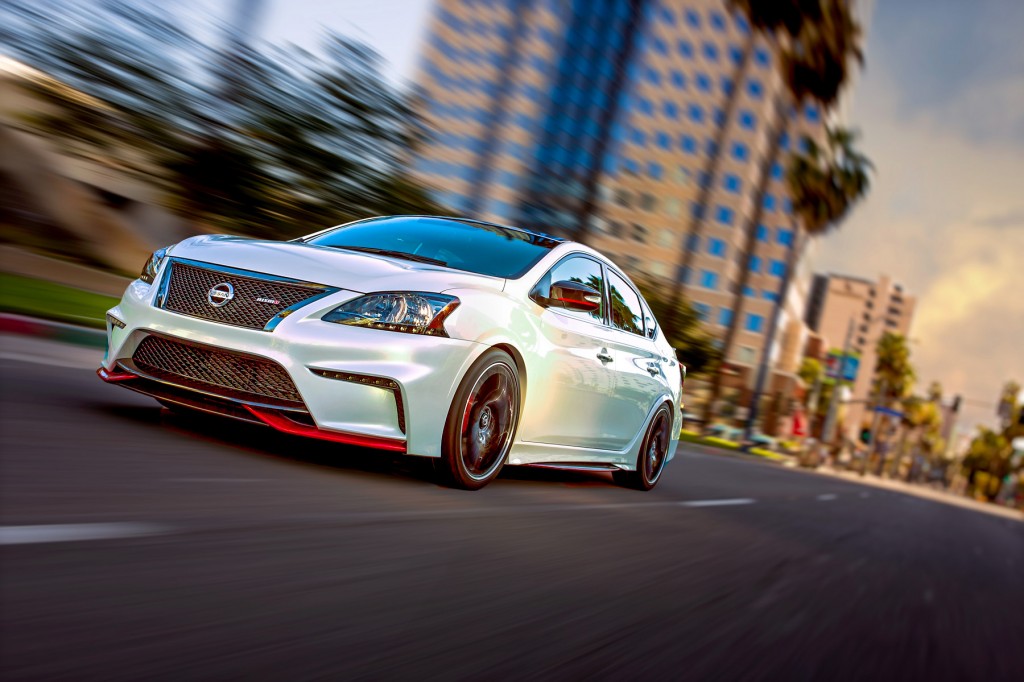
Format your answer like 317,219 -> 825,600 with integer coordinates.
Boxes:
412,0 -> 831,399
806,273 -> 917,439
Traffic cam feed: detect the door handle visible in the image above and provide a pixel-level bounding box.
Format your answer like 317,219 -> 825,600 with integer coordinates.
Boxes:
596,349 -> 613,364
646,362 -> 660,376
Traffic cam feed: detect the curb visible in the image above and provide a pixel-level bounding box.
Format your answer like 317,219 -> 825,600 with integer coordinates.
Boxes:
0,312 -> 106,349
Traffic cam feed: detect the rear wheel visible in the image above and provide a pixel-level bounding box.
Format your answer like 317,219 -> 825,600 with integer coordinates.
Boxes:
438,349 -> 520,490
614,403 -> 672,491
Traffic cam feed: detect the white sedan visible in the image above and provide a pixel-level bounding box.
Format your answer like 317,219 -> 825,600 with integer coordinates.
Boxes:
99,216 -> 684,490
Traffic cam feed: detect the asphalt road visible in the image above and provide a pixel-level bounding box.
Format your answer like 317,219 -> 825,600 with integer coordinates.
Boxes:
1,350 -> 1022,681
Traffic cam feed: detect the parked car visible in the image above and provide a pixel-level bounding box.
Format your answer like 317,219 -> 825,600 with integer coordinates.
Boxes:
98,216 -> 685,490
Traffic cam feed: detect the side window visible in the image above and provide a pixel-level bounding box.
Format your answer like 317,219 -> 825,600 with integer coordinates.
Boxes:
607,271 -> 644,336
532,256 -> 605,324
641,300 -> 658,340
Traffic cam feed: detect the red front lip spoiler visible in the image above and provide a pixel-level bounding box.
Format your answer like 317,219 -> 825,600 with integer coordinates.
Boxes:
97,366 -> 406,453
97,367 -> 139,382
243,406 -> 407,453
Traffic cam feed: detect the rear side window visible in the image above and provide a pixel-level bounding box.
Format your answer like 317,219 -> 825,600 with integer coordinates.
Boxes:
531,256 -> 605,324
608,270 -> 644,336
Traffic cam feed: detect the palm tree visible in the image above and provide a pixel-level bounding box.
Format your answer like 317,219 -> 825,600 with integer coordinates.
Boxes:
741,125 -> 871,439
700,0 -> 864,429
874,332 -> 916,402
669,0 -> 811,312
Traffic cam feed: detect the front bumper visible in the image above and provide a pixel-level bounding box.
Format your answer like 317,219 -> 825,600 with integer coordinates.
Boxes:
101,279 -> 484,457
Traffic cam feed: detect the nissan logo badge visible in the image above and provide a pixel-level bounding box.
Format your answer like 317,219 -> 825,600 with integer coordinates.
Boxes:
207,282 -> 235,307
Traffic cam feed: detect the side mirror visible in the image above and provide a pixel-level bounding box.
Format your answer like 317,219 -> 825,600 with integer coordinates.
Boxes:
548,279 -> 602,312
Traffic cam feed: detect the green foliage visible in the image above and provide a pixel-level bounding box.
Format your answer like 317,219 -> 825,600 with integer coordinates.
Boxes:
0,272 -> 117,328
874,332 -> 916,400
798,357 -> 823,388
788,126 -> 873,236
0,0 -> 441,239
634,279 -> 722,376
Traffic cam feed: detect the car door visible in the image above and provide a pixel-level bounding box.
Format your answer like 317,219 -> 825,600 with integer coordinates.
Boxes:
518,254 -> 625,450
601,268 -> 672,450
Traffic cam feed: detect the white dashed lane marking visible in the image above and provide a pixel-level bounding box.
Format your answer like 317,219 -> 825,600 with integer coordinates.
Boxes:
817,494 -> 839,501
680,498 -> 756,508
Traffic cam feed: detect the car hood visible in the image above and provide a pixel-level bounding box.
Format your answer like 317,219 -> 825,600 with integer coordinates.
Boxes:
168,235 -> 506,294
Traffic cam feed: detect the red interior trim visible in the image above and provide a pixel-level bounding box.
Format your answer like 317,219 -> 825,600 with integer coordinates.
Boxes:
244,406 -> 407,453
97,367 -> 139,382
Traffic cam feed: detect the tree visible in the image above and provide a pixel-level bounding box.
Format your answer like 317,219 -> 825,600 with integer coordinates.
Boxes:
0,0 -> 440,240
963,427 -> 1012,500
742,125 -> 872,438
698,0 -> 865,430
874,332 -> 916,402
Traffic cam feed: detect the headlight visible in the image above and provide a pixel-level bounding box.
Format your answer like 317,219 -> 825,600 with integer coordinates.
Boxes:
322,292 -> 460,337
139,247 -> 170,284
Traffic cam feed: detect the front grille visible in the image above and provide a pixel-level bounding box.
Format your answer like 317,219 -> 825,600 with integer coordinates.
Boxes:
161,260 -> 329,330
131,335 -> 304,407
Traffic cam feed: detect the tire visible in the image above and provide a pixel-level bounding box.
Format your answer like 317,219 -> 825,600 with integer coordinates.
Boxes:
614,403 -> 672,491
438,348 -> 521,490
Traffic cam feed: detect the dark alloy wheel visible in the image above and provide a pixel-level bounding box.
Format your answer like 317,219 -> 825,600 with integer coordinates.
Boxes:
439,349 -> 521,490
614,403 -> 672,491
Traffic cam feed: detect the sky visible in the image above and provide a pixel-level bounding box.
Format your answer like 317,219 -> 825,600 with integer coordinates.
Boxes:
210,0 -> 1024,434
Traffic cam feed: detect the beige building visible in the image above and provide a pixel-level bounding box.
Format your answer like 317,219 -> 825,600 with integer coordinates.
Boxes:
412,0 -> 831,415
805,272 -> 917,440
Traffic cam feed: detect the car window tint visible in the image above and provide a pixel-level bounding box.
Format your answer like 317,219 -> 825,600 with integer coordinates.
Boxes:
544,257 -> 604,323
608,271 -> 644,336
306,216 -> 559,279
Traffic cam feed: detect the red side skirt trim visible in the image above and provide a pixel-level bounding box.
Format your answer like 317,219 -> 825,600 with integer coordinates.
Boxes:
243,406 -> 407,453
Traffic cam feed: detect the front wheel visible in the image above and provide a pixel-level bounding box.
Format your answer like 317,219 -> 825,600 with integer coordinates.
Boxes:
438,349 -> 521,490
614,403 -> 672,491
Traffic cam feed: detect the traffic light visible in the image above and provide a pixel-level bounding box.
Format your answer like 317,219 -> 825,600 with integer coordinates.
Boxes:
860,427 -> 872,444
951,395 -> 961,413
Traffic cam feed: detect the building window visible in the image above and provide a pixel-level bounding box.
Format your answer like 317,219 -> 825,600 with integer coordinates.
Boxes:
685,9 -> 701,28
756,224 -> 769,242
763,289 -> 779,302
770,260 -> 786,277
745,313 -> 765,334
694,302 -> 711,321
632,223 -> 649,242
702,42 -> 719,61
639,193 -> 656,211
648,162 -> 663,180
754,46 -> 770,67
750,255 -> 762,273
806,104 -> 820,123
645,67 -> 661,85
763,193 -> 776,211
688,104 -> 704,124
723,174 -> 742,194
718,307 -> 733,326
653,37 -> 669,55
714,205 -> 734,226
687,234 -> 700,251
656,131 -> 671,149
731,141 -> 748,162
678,39 -> 694,59
771,161 -> 783,180
747,79 -> 763,99
696,73 -> 712,92
744,286 -> 756,297
638,98 -> 654,116
777,229 -> 794,246
615,189 -> 632,207
710,11 -> 726,32
671,70 -> 686,89
700,270 -> 719,290
658,229 -> 674,247
631,128 -> 647,146
681,135 -> 698,155
739,110 -> 756,130
708,238 -> 727,258
664,101 -> 679,119
738,346 -> 756,364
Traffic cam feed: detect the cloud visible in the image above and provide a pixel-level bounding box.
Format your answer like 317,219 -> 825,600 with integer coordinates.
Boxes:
813,3 -> 1024,434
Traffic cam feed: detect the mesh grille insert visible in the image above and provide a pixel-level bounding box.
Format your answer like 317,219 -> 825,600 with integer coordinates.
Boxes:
132,335 -> 303,406
162,261 -> 327,330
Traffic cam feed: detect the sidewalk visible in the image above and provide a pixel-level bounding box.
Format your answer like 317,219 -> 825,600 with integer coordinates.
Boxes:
799,464 -> 1022,522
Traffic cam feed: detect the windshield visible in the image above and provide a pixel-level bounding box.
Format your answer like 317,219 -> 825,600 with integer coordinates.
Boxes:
304,216 -> 560,279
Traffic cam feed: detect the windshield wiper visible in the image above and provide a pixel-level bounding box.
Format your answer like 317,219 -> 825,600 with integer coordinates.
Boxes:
328,245 -> 448,267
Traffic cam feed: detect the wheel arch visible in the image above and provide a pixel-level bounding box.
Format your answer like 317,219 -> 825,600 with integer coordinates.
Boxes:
489,342 -> 527,415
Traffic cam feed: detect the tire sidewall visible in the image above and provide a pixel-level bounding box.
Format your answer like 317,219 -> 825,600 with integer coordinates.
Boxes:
441,349 -> 520,490
637,403 -> 672,489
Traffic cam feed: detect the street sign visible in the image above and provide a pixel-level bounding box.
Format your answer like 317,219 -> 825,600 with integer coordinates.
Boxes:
824,350 -> 860,382
874,406 -> 904,419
